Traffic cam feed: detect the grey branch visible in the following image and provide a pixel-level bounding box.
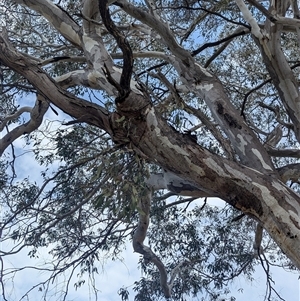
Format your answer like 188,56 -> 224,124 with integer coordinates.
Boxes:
0,106 -> 33,131
264,125 -> 283,147
132,183 -> 197,298
277,163 -> 300,183
253,223 -> 264,256
267,148 -> 300,158
132,188 -> 171,297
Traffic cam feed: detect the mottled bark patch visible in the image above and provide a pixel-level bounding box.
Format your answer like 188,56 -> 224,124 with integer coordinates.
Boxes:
216,102 -> 242,129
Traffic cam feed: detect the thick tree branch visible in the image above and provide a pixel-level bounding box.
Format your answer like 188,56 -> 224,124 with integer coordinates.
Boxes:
234,0 -> 300,142
54,69 -> 118,94
267,147 -> 300,158
82,0 -> 115,72
80,0 -> 143,97
235,0 -> 264,40
133,187 -> 193,298
121,105 -> 300,272
246,4 -> 300,142
254,34 -> 300,142
132,188 -> 171,297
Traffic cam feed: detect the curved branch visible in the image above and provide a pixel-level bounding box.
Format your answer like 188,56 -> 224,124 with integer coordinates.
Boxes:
0,96 -> 49,156
234,0 -> 264,40
82,0 -> 115,73
99,0 -> 133,101
241,78 -> 272,118
252,24 -> 300,141
132,188 -> 171,298
204,38 -> 235,68
241,62 -> 300,118
0,106 -> 32,131
200,6 -> 250,28
192,27 -> 249,56
115,0 -> 193,65
54,69 -> 118,94
132,182 -> 197,298
38,56 -> 86,67
168,260 -> 191,289
246,0 -> 278,21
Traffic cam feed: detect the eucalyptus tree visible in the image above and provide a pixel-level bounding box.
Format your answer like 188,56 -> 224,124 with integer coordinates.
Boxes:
1,0 -> 300,300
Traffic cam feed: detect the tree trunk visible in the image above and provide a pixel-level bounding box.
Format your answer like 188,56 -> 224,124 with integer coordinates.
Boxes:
116,92 -> 300,271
